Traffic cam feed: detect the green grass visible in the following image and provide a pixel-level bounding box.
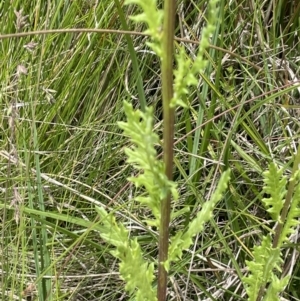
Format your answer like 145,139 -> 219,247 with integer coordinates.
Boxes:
1,0 -> 300,300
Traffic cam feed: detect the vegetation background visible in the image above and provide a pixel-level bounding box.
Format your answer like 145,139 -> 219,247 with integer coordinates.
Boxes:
0,0 -> 299,300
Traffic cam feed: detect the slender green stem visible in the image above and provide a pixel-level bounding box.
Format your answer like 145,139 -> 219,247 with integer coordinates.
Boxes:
157,1 -> 176,301
273,144 -> 300,248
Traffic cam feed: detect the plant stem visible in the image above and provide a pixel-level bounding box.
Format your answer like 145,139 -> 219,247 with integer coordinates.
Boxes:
256,145 -> 300,301
157,1 -> 176,301
273,143 -> 300,248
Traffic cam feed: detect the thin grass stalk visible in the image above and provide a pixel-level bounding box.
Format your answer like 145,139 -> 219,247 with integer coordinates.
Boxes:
114,0 -> 147,111
31,4 -> 52,298
157,0 -> 176,300
185,6 -> 222,225
0,29 -> 264,73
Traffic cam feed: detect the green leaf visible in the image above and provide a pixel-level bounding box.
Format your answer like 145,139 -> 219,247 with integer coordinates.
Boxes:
96,206 -> 157,300
168,169 -> 230,263
243,235 -> 282,301
262,162 -> 286,221
118,101 -> 178,227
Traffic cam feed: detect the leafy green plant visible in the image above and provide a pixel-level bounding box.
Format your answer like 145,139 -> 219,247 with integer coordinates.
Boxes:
2,0 -> 300,300
243,151 -> 300,301
95,0 -> 230,300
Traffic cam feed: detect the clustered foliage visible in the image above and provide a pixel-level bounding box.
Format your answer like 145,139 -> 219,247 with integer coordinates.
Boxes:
2,0 -> 300,300
125,0 -> 163,56
97,99 -> 230,298
96,206 -> 156,301
118,101 -> 178,228
95,0 -> 231,299
242,163 -> 300,301
95,0 -> 300,300
171,0 -> 219,108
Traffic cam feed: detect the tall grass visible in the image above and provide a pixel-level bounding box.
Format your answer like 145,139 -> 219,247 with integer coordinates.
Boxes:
1,0 -> 300,300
